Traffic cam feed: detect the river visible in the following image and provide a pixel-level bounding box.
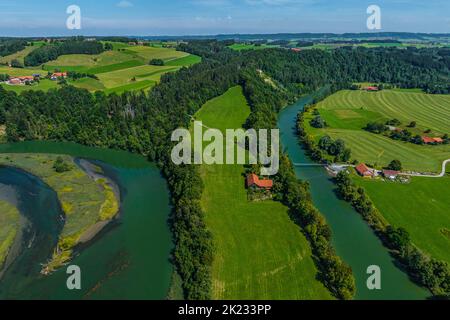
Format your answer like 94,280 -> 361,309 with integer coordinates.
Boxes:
0,141 -> 173,299
278,96 -> 431,300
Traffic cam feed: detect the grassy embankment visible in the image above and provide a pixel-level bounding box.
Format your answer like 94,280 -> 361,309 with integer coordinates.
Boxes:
195,86 -> 332,299
0,154 -> 118,272
1,42 -> 201,94
0,201 -> 20,268
304,90 -> 450,172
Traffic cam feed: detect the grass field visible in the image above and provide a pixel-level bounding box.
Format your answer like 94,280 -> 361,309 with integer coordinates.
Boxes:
165,54 -> 201,66
356,176 -> 450,264
0,154 -> 119,270
0,66 -> 45,77
1,79 -> 58,93
123,45 -> 189,61
305,90 -> 450,172
228,43 -> 279,51
0,201 -> 20,267
97,65 -> 176,88
196,86 -> 332,299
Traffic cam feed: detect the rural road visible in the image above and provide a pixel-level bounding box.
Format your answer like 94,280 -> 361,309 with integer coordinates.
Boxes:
402,159 -> 450,178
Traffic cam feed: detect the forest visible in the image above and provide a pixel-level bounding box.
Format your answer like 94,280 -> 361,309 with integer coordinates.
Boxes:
24,40 -> 106,66
1,40 -> 450,299
0,39 -> 27,58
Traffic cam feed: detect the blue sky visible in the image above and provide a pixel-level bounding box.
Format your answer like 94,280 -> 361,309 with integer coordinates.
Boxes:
0,0 -> 449,36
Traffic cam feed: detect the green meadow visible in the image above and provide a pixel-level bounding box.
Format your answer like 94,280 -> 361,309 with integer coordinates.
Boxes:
305,90 -> 450,172
228,43 -> 279,51
1,79 -> 58,93
356,176 -> 450,264
0,154 -> 118,271
196,86 -> 332,300
0,201 -> 20,267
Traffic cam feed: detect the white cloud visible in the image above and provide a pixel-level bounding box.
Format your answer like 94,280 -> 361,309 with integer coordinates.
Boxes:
117,1 -> 133,8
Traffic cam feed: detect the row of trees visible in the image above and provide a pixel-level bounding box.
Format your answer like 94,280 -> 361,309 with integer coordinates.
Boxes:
24,40 -> 105,66
336,171 -> 450,297
365,121 -> 449,145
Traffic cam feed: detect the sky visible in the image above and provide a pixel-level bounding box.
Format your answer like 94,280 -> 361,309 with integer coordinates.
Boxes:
0,0 -> 449,36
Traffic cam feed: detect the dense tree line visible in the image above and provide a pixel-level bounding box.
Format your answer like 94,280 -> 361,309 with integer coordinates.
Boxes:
336,172 -> 450,297
242,46 -> 450,94
0,39 -> 27,57
24,40 -> 105,66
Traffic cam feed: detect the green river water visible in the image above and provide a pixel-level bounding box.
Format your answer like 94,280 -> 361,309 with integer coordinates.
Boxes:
0,141 -> 173,299
278,95 -> 430,300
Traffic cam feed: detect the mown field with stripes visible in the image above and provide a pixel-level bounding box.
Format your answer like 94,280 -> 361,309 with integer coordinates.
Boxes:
196,86 -> 333,300
305,90 -> 450,172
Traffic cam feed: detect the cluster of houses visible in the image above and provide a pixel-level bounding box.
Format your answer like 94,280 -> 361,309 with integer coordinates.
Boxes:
5,72 -> 67,86
355,163 -> 405,182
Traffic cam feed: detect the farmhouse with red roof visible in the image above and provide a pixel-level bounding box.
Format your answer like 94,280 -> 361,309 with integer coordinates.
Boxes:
355,163 -> 374,178
51,72 -> 67,80
246,174 -> 273,190
422,136 -> 443,144
364,86 -> 379,91
382,170 -> 400,180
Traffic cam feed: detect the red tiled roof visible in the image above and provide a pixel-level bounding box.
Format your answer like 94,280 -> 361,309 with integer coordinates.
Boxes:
383,170 -> 399,176
18,76 -> 34,80
433,137 -> 443,143
422,136 -> 436,144
247,174 -> 273,189
291,48 -> 302,52
356,163 -> 372,176
52,72 -> 67,77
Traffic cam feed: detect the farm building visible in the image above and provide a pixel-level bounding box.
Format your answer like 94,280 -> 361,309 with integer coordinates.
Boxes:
422,136 -> 443,144
51,72 -> 67,80
355,163 -> 374,178
291,48 -> 302,52
363,86 -> 379,91
246,174 -> 273,190
382,170 -> 400,180
8,76 -> 35,85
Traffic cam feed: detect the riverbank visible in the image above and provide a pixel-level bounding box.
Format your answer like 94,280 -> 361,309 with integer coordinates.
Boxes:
0,195 -> 21,276
75,159 -> 121,244
0,153 -> 120,274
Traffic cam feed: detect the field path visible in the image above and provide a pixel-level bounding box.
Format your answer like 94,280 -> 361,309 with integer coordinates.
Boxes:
402,159 -> 450,178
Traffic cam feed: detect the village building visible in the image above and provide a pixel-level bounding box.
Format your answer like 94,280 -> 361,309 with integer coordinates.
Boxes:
291,48 -> 302,52
7,76 -> 36,85
355,163 -> 374,178
363,86 -> 379,91
51,72 -> 67,81
422,136 -> 443,144
382,170 -> 400,180
246,174 -> 273,190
